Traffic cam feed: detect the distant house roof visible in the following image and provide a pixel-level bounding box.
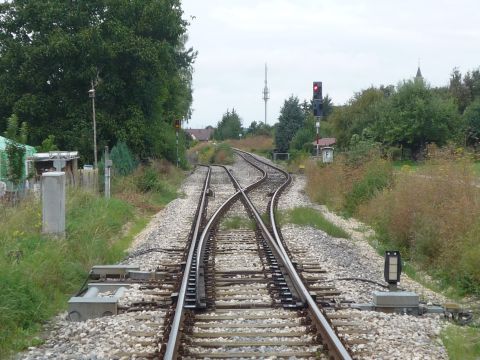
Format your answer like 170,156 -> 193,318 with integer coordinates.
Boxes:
312,138 -> 336,147
186,128 -> 214,141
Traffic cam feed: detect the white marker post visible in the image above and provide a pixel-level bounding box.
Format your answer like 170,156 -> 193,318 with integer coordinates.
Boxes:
42,172 -> 66,237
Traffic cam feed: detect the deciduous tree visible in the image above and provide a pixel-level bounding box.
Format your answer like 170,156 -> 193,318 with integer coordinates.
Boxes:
214,109 -> 242,140
275,96 -> 305,152
0,0 -> 195,163
372,80 -> 459,155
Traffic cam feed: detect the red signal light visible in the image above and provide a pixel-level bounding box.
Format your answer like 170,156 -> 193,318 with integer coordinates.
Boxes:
313,84 -> 318,92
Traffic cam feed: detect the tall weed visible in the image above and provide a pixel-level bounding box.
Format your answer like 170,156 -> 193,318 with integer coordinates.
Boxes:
0,159 -> 184,356
359,158 -> 480,295
226,135 -> 273,153
344,159 -> 393,216
305,154 -> 392,214
0,191 -> 134,356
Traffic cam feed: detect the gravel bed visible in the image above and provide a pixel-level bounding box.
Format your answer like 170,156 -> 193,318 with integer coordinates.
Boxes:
278,173 -> 449,359
229,154 -> 263,189
19,167 -> 208,360
122,167 -> 209,271
206,166 -> 237,219
20,310 -> 165,360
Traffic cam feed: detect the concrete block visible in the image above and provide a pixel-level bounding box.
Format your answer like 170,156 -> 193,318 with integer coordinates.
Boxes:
91,265 -> 140,278
373,291 -> 419,308
68,296 -> 117,322
127,270 -> 155,280
42,172 -> 65,236
88,283 -> 132,292
68,285 -> 129,321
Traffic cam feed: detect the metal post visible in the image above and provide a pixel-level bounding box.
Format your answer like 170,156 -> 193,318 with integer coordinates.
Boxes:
89,81 -> 98,170
263,63 -> 269,125
315,120 -> 320,157
176,130 -> 179,168
104,146 -> 110,199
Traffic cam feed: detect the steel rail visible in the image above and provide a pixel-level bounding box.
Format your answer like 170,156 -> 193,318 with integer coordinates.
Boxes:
164,164 -> 267,359
163,165 -> 211,359
194,164 -> 268,308
236,150 -> 353,360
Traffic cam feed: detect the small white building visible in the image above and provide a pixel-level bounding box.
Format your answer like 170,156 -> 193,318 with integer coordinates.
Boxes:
322,146 -> 334,163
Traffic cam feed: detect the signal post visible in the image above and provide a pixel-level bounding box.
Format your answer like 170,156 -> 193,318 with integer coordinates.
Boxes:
175,119 -> 181,168
313,81 -> 323,156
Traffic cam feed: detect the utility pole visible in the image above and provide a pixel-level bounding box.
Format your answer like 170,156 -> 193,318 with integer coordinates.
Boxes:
262,63 -> 269,125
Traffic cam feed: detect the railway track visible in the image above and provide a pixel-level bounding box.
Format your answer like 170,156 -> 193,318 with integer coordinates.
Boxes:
21,152 -> 450,360
162,151 -> 353,359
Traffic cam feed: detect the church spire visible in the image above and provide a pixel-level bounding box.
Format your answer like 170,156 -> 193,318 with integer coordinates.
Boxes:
416,66 -> 423,79
415,59 -> 423,80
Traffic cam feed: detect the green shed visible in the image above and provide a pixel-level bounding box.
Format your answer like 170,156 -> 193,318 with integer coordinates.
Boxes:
0,136 -> 37,190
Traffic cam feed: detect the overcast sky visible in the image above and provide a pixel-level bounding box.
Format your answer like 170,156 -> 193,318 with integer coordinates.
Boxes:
181,0 -> 480,129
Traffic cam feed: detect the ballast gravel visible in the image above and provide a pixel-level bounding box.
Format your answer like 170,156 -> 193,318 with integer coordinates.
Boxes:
19,168 -> 210,360
19,163 -> 265,360
278,173 -> 449,359
18,158 -> 451,360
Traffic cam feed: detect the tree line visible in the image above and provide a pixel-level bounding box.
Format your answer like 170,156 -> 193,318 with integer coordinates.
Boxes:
0,0 -> 195,164
328,69 -> 480,158
202,66 -> 480,161
271,68 -> 480,159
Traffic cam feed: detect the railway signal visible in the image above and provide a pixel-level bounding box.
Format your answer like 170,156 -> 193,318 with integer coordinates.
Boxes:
313,81 -> 322,100
384,251 -> 402,290
312,81 -> 323,117
313,81 -> 323,156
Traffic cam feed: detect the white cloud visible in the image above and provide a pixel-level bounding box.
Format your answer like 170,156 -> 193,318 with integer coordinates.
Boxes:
182,0 -> 480,128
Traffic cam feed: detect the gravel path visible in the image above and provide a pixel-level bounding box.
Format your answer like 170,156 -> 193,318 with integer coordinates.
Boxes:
278,174 -> 449,359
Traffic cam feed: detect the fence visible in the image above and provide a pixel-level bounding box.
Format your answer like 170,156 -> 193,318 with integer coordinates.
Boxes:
0,169 -> 99,204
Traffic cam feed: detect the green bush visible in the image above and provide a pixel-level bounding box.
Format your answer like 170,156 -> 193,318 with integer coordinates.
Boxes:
344,159 -> 393,216
110,141 -> 137,176
136,167 -> 158,192
134,166 -> 177,202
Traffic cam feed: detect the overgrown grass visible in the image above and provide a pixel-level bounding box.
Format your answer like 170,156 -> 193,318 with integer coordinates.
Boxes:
113,159 -> 184,212
0,192 -> 134,355
226,135 -> 274,156
0,159 -> 184,357
305,150 -> 480,296
221,216 -> 255,230
359,158 -> 480,296
188,142 -> 235,165
281,207 -> 349,239
344,159 -> 393,216
286,152 -> 310,173
305,154 -> 393,215
441,325 -> 480,359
